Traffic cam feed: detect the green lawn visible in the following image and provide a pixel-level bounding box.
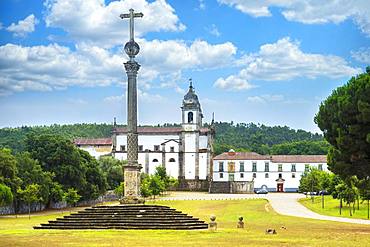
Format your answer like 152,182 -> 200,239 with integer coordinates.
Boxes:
299,195 -> 370,220
0,199 -> 369,247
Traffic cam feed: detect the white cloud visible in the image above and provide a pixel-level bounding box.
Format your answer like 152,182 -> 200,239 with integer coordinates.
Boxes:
215,37 -> 361,91
214,75 -> 254,91
6,14 -> 38,37
103,90 -> 164,104
140,39 -> 236,72
44,0 -> 185,47
0,37 -> 237,96
218,0 -> 370,36
351,47 -> 370,64
247,94 -> 284,103
207,24 -> 221,37
0,43 -> 123,95
198,0 -> 206,10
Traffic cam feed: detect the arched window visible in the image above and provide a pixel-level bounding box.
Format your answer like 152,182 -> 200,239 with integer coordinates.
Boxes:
152,159 -> 158,162
188,112 -> 193,123
169,158 -> 176,162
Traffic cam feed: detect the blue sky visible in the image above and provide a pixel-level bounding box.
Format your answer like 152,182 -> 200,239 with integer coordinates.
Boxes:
0,0 -> 369,133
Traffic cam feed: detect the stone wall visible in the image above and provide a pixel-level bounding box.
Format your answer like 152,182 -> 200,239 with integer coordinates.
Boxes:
177,179 -> 209,191
210,181 -> 254,193
0,191 -> 119,215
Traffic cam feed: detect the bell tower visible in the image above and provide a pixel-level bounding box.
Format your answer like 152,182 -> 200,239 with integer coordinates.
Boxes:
180,79 -> 203,180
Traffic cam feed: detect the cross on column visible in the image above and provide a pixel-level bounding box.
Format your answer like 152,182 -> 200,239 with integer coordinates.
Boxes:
120,9 -> 143,41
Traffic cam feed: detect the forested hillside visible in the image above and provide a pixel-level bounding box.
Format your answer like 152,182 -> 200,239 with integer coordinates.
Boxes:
0,122 -> 328,155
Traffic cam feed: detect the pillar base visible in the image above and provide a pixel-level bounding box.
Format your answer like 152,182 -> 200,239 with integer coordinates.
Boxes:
119,196 -> 145,205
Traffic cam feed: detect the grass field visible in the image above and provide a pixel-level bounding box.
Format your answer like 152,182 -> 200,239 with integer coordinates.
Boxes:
1,199 -> 369,247
299,195 -> 370,220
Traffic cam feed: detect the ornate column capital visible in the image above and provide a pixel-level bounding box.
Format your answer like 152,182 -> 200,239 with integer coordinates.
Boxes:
124,61 -> 140,74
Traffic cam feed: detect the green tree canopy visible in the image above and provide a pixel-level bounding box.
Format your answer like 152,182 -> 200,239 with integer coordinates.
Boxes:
25,134 -> 106,200
17,184 -> 42,219
315,69 -> 370,179
98,156 -> 125,190
0,183 -> 13,206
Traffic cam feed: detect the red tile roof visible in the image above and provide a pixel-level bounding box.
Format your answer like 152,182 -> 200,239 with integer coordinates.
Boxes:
74,138 -> 112,146
214,152 -> 327,163
114,127 -> 210,134
213,152 -> 270,160
271,155 -> 327,163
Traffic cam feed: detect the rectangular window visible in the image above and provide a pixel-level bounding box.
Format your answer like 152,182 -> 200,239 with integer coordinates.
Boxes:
120,145 -> 126,151
265,173 -> 269,178
219,162 -> 224,172
220,173 -> 223,178
279,173 -> 282,179
253,173 -> 256,178
278,164 -> 283,172
265,162 -> 269,172
154,145 -> 160,151
240,173 -> 244,178
291,164 -> 296,172
138,145 -> 143,151
252,162 -> 257,172
292,173 -> 296,178
318,164 -> 323,171
170,146 -> 175,152
305,164 -> 310,172
239,162 -> 245,172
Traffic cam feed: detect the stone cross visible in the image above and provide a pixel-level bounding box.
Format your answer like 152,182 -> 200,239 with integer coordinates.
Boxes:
119,9 -> 144,204
120,9 -> 143,42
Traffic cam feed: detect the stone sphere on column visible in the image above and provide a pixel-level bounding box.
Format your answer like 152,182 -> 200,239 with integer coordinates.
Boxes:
124,40 -> 140,58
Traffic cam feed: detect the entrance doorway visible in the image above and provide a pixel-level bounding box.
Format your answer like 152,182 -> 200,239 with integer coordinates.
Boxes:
277,183 -> 284,192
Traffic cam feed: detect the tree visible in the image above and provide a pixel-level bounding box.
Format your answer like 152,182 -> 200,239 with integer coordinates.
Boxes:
140,176 -> 151,198
64,188 -> 81,212
26,134 -> 107,201
114,182 -> 124,198
358,177 -> 370,219
148,175 -> 165,199
98,156 -> 125,190
17,184 -> 42,219
315,69 -> 370,180
16,152 -> 54,206
0,183 -> 13,206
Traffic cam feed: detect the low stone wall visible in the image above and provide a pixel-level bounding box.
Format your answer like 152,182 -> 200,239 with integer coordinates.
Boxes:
0,191 -> 120,215
210,181 -> 254,193
177,179 -> 209,191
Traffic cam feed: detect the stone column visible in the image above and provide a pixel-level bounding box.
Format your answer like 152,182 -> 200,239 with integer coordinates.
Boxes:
120,60 -> 144,204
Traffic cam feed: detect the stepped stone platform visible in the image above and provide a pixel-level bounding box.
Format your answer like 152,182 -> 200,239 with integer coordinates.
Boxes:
34,204 -> 208,230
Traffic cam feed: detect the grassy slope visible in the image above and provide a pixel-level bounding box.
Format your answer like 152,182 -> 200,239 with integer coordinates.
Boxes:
0,199 -> 369,247
299,195 -> 370,220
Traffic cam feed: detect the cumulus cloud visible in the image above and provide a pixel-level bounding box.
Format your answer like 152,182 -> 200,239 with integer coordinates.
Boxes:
351,47 -> 370,64
6,14 -> 38,37
214,37 -> 361,91
0,38 -> 237,95
44,0 -> 185,47
140,39 -> 236,72
218,0 -> 370,36
247,94 -> 284,104
0,43 -> 123,95
214,75 -> 254,91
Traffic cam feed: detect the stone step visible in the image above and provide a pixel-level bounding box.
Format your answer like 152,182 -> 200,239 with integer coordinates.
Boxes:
34,205 -> 208,230
49,219 -> 204,224
42,222 -> 206,227
34,224 -> 208,230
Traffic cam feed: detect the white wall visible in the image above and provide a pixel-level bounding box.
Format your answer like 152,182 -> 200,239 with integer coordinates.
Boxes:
213,160 -> 328,192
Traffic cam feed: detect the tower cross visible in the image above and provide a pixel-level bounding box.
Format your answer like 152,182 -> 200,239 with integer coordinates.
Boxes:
120,9 -> 143,41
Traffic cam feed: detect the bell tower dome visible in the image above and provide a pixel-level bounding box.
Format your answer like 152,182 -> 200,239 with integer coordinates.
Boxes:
181,79 -> 203,131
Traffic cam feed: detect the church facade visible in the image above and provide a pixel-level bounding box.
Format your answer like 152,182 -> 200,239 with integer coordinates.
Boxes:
75,82 -> 214,190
